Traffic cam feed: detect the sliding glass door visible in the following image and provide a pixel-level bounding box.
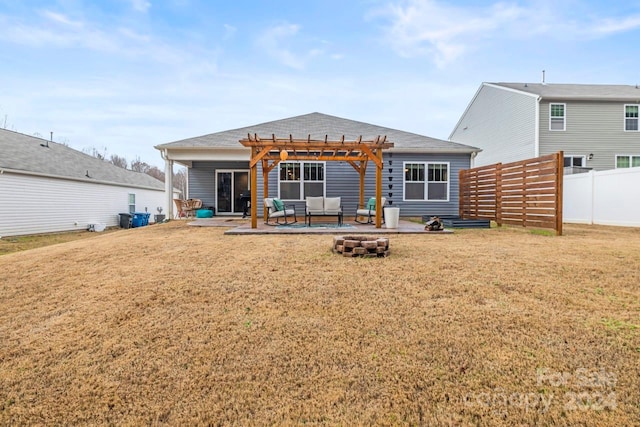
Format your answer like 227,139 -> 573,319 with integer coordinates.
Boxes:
216,170 -> 249,214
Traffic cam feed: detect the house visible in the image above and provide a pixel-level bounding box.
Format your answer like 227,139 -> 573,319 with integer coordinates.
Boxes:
0,128 -> 168,237
155,112 -> 480,219
449,83 -> 640,171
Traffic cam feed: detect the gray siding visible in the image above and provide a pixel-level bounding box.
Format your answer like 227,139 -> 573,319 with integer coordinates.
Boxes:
539,101 -> 640,171
384,152 -> 469,217
188,154 -> 470,218
450,84 -> 538,166
188,161 -> 250,209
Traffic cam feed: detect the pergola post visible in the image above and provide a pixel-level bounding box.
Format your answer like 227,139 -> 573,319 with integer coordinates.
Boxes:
358,160 -> 366,210
262,159 -> 269,223
250,158 -> 258,229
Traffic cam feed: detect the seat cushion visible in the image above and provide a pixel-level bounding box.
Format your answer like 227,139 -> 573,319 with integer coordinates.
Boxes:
306,196 -> 324,214
270,209 -> 295,218
324,197 -> 341,213
356,208 -> 372,216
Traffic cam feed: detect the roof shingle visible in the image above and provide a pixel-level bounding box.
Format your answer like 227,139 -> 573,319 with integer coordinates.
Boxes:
155,112 -> 479,153
0,129 -> 164,189
491,83 -> 640,101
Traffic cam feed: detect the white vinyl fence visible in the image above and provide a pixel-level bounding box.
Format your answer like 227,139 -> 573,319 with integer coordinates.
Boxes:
563,167 -> 640,227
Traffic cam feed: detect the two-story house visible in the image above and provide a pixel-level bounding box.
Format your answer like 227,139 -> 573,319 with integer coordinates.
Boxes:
449,83 -> 640,171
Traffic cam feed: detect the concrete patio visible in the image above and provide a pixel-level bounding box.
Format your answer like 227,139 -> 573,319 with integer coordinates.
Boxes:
186,217 -> 452,235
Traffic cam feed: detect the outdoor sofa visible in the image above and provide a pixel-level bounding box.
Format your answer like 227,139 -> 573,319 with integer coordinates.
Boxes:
305,196 -> 343,226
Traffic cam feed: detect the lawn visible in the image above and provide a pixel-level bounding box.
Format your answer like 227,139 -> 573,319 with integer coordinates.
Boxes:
0,222 -> 638,425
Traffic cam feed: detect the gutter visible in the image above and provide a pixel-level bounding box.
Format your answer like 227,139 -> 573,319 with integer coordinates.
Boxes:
388,147 -> 482,154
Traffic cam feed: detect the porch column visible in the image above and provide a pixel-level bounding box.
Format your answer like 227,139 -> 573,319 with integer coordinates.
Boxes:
164,156 -> 174,219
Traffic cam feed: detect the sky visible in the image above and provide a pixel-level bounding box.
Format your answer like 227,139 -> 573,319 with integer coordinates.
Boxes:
2,0 -> 640,168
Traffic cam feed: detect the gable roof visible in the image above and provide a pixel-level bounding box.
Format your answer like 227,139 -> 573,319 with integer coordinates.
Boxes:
489,82 -> 640,101
155,112 -> 479,153
0,128 -> 164,190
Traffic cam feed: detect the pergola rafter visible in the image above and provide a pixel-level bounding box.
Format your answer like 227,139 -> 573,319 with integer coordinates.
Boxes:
239,134 -> 394,228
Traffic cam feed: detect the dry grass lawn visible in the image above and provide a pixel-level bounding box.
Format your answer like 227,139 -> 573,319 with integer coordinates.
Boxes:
0,222 -> 639,425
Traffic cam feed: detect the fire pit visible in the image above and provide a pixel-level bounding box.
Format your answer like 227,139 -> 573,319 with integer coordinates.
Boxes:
332,236 -> 390,257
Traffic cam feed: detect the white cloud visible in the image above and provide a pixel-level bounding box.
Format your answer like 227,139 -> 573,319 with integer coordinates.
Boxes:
257,23 -> 306,70
256,23 -> 337,70
370,0 -> 524,67
41,10 -> 84,27
130,0 -> 151,13
371,0 -> 640,67
118,27 -> 151,43
223,24 -> 237,40
592,15 -> 640,35
0,11 -> 203,65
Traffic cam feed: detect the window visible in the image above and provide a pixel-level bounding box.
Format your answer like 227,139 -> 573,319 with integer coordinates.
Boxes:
404,163 -> 425,200
563,155 -> 585,167
616,155 -> 640,168
128,193 -> 136,213
404,162 -> 449,201
625,105 -> 639,131
279,162 -> 324,200
549,103 -> 566,131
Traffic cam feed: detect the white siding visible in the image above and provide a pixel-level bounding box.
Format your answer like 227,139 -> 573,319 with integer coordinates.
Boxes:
450,84 -> 538,166
539,101 -> 640,171
0,172 -> 166,237
563,168 -> 640,227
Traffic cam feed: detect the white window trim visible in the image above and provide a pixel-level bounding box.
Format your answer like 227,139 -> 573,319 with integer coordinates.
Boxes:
402,161 -> 450,202
563,155 -> 586,168
128,193 -> 136,213
549,103 -> 566,131
615,154 -> 640,169
624,104 -> 639,132
277,161 -> 326,200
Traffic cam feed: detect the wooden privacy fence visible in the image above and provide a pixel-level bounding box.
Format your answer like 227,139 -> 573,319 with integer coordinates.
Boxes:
459,152 -> 564,235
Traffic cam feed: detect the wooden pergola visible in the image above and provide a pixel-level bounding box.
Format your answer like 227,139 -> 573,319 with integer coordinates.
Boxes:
239,134 -> 394,228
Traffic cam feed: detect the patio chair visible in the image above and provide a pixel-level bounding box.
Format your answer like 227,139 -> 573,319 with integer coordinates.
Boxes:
174,199 -> 187,219
354,197 -> 387,224
264,198 -> 297,225
184,198 -> 202,218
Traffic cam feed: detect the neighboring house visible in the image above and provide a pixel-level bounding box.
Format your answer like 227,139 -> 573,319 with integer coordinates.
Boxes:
449,82 -> 640,171
0,129 -> 167,237
155,112 -> 480,218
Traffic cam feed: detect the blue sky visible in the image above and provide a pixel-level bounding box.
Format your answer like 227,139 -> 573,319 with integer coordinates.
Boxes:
2,0 -> 640,167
